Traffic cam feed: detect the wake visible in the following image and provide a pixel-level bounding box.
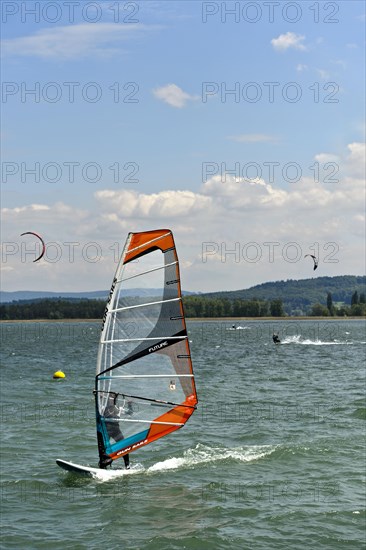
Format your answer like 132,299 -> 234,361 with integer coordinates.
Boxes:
147,443 -> 275,472
281,335 -> 353,346
91,443 -> 276,481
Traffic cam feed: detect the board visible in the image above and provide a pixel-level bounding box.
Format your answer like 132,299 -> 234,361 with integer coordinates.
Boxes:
56,230 -> 197,475
56,459 -> 103,475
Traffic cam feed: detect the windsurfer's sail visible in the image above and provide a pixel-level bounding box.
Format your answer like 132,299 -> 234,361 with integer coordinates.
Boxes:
95,229 -> 198,468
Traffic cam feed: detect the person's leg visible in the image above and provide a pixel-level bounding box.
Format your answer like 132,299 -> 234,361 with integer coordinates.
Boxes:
123,454 -> 130,469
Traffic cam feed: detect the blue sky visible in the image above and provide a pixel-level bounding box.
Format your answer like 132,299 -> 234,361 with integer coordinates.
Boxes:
1,0 -> 365,292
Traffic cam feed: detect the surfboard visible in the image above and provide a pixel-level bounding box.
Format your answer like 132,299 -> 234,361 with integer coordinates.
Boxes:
56,459 -> 104,475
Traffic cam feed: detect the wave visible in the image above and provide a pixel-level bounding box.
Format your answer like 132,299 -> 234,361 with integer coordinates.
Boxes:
281,335 -> 353,346
351,407 -> 366,420
226,326 -> 251,331
147,443 -> 275,472
88,463 -> 144,481
91,443 -> 276,481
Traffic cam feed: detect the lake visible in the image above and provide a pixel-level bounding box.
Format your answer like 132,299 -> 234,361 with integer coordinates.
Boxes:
0,319 -> 365,549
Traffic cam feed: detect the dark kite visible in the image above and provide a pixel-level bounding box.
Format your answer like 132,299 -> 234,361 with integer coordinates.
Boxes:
305,254 -> 318,271
20,231 -> 46,262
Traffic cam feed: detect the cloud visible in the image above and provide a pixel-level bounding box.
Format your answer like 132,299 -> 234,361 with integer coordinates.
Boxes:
314,153 -> 339,164
92,142 -> 365,290
1,23 -> 154,60
2,204 -> 50,214
1,202 -> 88,233
2,143 -> 365,292
345,142 -> 365,178
95,143 -> 365,221
296,64 -> 308,72
95,189 -> 212,217
153,84 -> 198,108
201,176 -> 289,210
227,134 -> 279,143
316,68 -> 331,80
271,32 -> 306,52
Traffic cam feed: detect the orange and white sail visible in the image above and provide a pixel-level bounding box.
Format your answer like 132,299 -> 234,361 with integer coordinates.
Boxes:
95,230 -> 198,466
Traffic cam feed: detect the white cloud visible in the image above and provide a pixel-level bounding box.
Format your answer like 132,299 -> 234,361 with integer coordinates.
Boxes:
347,141 -> 365,164
345,142 -> 365,177
1,202 -> 89,239
296,64 -> 308,72
201,175 -> 287,208
1,143 -> 365,292
314,152 -> 339,163
316,68 -> 331,80
153,84 -> 198,108
96,144 -> 365,223
95,189 -> 212,217
2,204 -> 50,214
1,23 -> 154,60
271,32 -> 306,52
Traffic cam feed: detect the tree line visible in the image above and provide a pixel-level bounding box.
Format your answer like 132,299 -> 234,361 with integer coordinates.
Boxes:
311,291 -> 366,317
203,275 -> 366,314
0,299 -> 105,320
0,292 -> 365,320
183,293 -> 365,318
183,296 -> 285,317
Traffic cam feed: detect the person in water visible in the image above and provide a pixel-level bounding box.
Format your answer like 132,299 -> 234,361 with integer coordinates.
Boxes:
102,392 -> 132,469
272,333 -> 281,344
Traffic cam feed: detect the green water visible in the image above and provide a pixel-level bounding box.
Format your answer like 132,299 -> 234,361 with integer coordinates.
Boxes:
1,320 -> 365,549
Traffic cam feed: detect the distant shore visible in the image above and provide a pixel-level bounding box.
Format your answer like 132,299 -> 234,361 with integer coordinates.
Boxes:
0,316 -> 364,323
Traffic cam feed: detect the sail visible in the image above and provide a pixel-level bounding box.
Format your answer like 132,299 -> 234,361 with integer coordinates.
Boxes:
95,229 -> 198,467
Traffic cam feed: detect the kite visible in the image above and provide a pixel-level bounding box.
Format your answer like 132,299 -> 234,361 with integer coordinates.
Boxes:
305,254 -> 318,271
20,232 -> 46,262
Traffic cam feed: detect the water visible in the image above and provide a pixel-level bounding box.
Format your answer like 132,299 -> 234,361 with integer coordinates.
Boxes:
1,319 -> 365,549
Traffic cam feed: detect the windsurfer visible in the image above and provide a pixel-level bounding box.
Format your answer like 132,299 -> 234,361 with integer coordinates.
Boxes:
103,392 -> 130,469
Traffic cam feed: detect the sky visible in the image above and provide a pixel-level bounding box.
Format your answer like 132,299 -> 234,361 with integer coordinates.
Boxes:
1,0 -> 365,293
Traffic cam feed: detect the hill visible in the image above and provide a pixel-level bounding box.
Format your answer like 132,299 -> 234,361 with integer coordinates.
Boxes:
0,290 -> 108,303
0,276 -> 365,319
0,288 -> 187,303
199,275 -> 366,315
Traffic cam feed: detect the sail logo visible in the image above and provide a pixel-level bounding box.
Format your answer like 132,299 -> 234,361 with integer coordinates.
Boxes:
148,341 -> 168,353
101,276 -> 118,331
116,438 -> 148,456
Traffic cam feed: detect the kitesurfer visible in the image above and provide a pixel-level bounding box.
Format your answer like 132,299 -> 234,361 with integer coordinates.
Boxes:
103,392 -> 131,469
272,333 -> 281,344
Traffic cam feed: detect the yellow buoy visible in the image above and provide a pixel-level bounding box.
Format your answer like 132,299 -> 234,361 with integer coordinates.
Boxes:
53,370 -> 66,379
